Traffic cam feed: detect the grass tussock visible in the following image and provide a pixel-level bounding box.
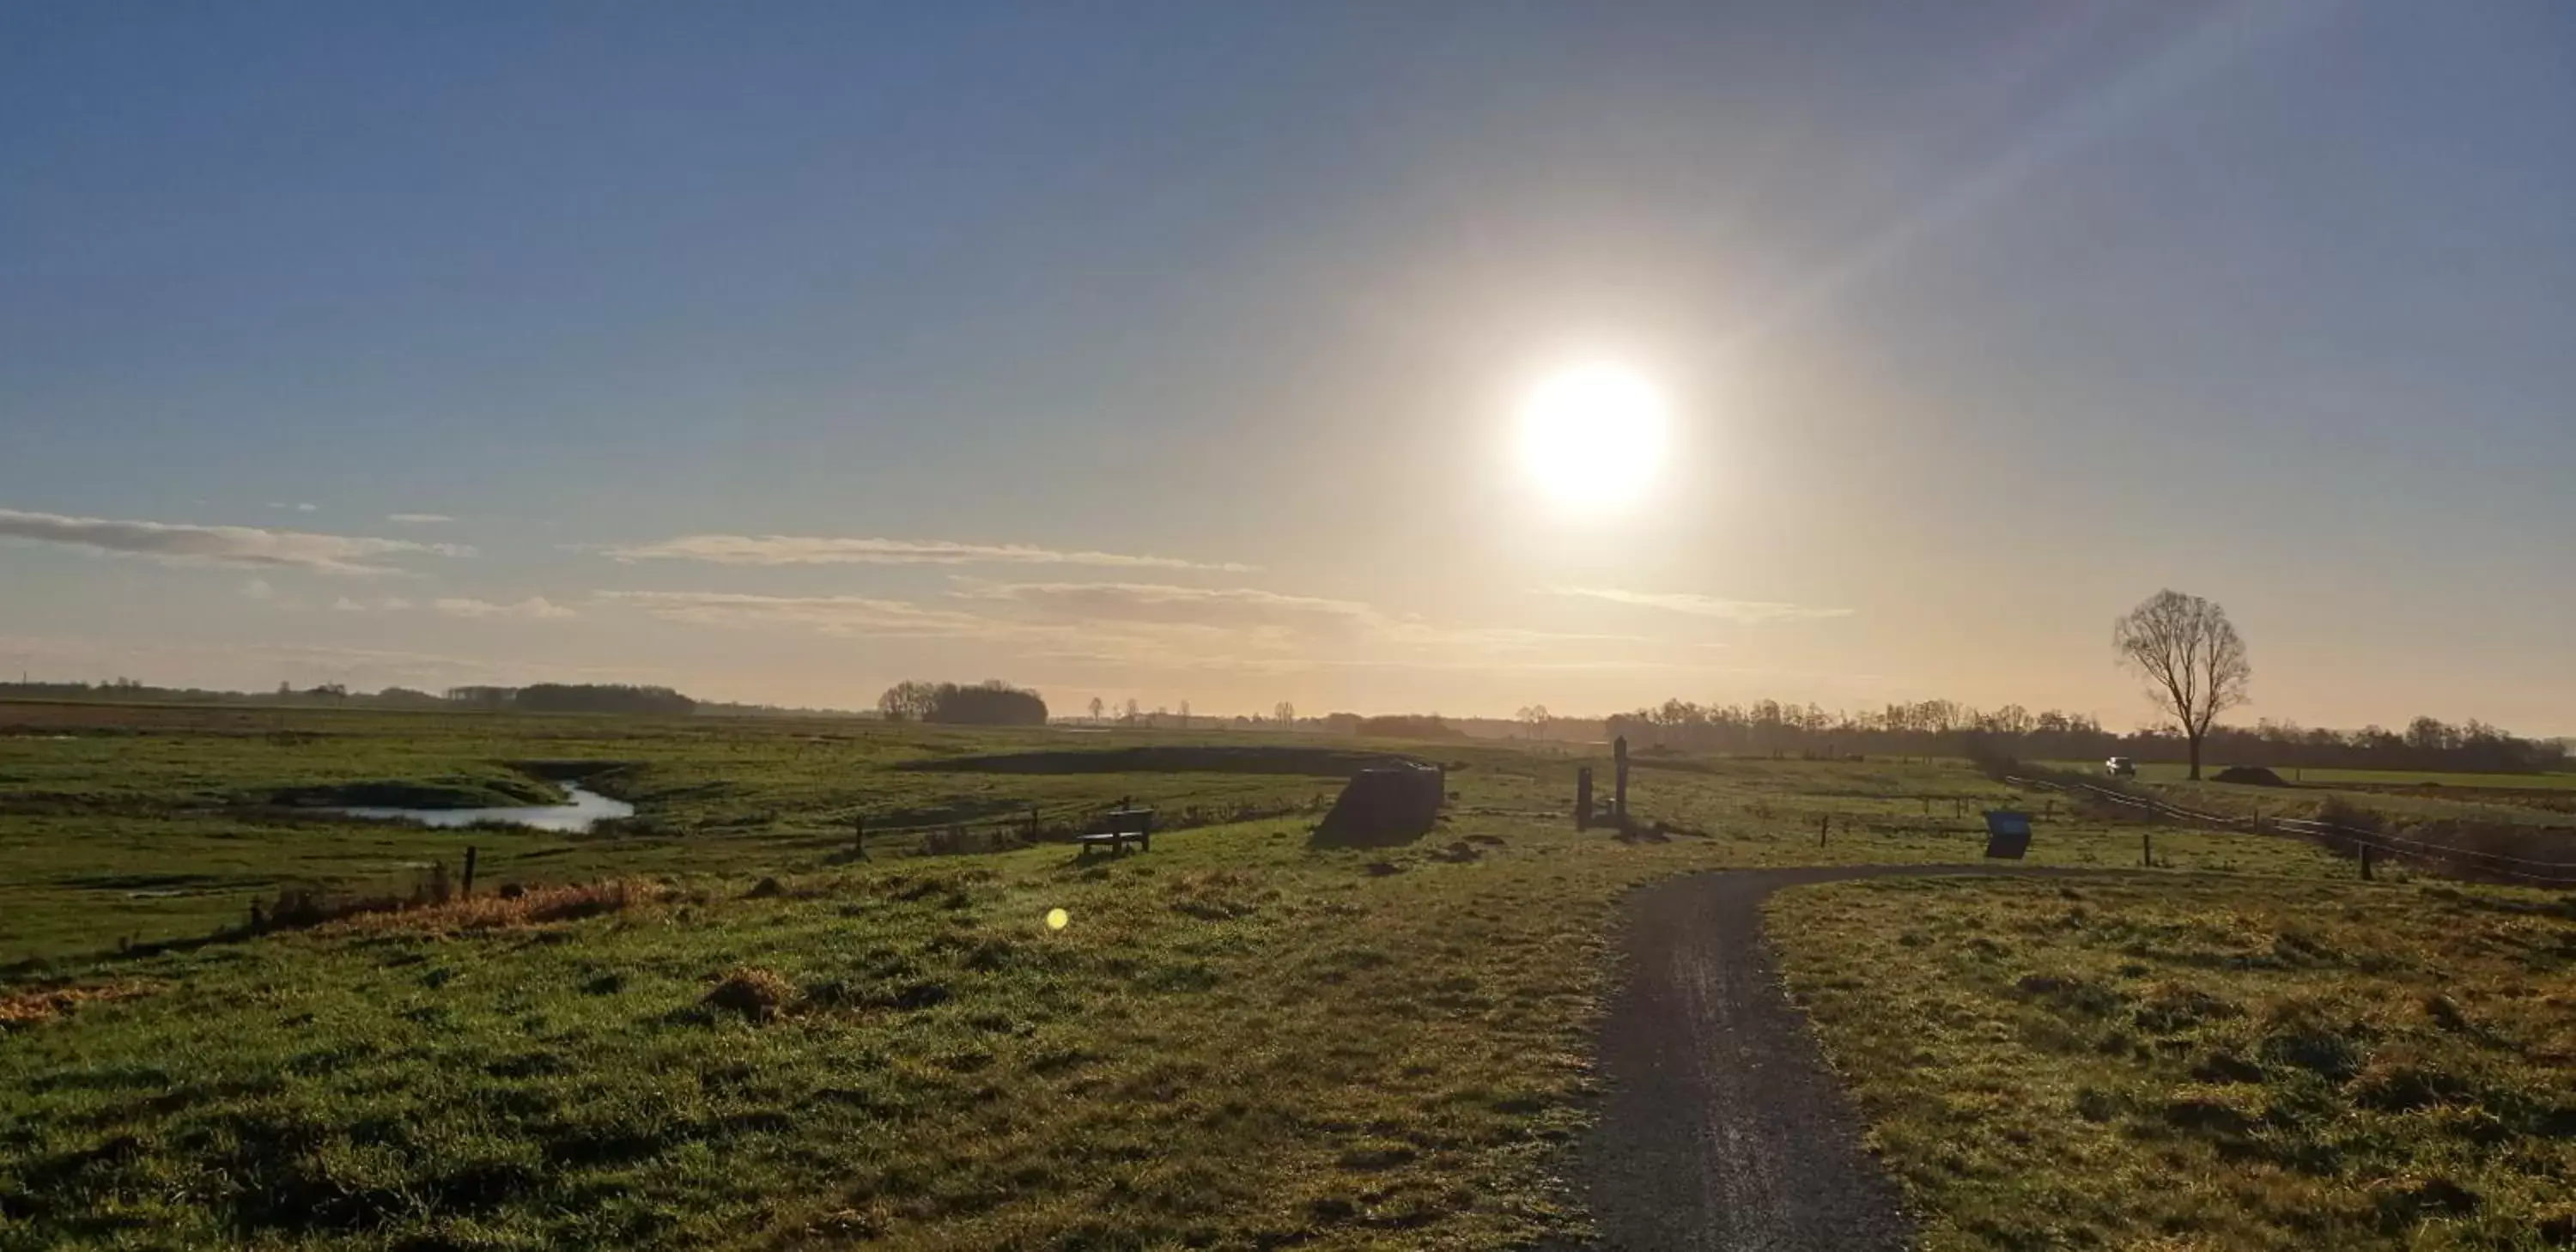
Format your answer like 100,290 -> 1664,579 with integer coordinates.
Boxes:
700,966 -> 799,1022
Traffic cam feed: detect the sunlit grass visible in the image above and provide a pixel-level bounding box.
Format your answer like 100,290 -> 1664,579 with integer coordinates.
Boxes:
1770,876 -> 2576,1250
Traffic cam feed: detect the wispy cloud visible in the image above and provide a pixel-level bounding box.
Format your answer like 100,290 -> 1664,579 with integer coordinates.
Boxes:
947,580 -> 1373,629
435,596 -> 575,621
1541,586 -> 1854,623
598,591 -> 993,636
597,533 -> 1255,573
386,513 -> 454,525
0,508 -> 471,575
600,580 -> 1652,676
266,501 -> 319,514
334,594 -> 572,620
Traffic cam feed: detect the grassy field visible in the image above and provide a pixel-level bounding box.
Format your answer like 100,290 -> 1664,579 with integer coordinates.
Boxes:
2035,757 -> 2576,849
1770,876 -> 2576,1250
2046,761 -> 2576,791
0,700 -> 2532,1249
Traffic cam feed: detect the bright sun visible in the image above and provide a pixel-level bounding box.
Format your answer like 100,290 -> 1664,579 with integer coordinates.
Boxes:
1516,362 -> 1671,510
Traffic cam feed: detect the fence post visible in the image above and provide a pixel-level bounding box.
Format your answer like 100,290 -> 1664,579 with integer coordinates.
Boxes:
1613,738 -> 1630,825
854,816 -> 867,861
2142,830 -> 2152,868
1819,816 -> 1828,847
2360,842 -> 2372,881
462,846 -> 477,899
1029,805 -> 1041,843
1575,768 -> 1594,830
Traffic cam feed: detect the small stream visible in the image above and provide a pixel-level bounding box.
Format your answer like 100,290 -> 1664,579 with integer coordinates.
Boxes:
331,784 -> 635,832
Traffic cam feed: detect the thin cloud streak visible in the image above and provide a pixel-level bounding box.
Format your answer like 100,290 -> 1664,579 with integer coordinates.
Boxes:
386,513 -> 455,525
435,597 -> 575,621
334,595 -> 574,619
0,507 -> 471,574
604,582 -> 1662,673
598,533 -> 1255,572
1542,586 -> 1854,623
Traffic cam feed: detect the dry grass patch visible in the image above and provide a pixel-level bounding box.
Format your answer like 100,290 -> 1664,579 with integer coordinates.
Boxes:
324,878 -> 665,936
0,979 -> 161,1030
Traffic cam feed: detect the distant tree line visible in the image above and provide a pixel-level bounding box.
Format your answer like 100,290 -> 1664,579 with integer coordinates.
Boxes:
0,678 -> 702,716
510,684 -> 698,716
1598,698 -> 2568,775
877,679 -> 1048,726
1354,714 -> 1465,739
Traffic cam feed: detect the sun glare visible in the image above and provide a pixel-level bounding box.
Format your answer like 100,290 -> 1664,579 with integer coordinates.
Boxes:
1516,362 -> 1670,511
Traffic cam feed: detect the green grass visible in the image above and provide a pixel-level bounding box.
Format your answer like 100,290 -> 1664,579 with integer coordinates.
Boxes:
1769,876 -> 2576,1250
2044,761 -> 2576,791
0,702 -> 2522,1249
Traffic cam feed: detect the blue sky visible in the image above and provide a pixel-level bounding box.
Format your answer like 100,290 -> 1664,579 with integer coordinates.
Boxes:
3,2 -> 2571,729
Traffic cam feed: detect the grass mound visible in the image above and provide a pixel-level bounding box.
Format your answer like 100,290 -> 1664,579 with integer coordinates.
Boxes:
701,966 -> 798,1022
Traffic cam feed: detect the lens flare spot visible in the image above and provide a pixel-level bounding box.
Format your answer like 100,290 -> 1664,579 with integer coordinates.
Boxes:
1045,907 -> 1069,931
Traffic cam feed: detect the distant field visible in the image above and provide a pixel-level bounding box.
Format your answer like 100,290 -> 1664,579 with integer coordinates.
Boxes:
0,702 -> 2534,1249
2044,758 -> 2576,791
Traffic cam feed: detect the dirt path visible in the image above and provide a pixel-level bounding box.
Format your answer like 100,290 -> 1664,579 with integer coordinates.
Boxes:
1570,865 -> 2099,1251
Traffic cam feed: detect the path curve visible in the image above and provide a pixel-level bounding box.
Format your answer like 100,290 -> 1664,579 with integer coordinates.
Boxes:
1571,865 -> 2106,1251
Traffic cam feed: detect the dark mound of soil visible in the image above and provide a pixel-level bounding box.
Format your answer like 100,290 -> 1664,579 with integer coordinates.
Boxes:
1310,763 -> 1445,848
902,745 -> 1406,777
2213,766 -> 2289,787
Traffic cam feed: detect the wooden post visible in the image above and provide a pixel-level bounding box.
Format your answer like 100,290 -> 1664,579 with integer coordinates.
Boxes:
2360,842 -> 2372,881
1029,805 -> 1041,843
1575,768 -> 1594,830
854,815 -> 867,860
2142,830 -> 2152,867
1819,816 -> 1828,847
461,847 -> 477,899
1613,737 -> 1630,825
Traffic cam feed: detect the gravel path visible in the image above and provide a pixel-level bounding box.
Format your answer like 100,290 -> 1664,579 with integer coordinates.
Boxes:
1571,865 -> 2099,1251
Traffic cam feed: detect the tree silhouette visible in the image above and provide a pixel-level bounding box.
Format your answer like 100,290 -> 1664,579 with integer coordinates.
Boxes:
1088,696 -> 1106,722
2114,589 -> 2251,781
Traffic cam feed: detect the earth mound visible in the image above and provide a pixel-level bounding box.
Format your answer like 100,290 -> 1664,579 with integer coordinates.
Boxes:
2212,765 -> 2288,787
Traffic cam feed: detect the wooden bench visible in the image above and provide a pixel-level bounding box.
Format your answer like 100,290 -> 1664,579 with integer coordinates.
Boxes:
1076,807 -> 1153,854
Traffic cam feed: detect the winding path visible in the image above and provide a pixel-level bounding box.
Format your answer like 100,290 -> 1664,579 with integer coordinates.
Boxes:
1570,865 -> 2102,1251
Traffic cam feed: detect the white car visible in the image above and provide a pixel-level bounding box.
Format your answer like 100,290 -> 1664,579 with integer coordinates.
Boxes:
2105,757 -> 2137,777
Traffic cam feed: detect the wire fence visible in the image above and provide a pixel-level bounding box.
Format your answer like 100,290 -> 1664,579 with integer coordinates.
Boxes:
2003,775 -> 2576,887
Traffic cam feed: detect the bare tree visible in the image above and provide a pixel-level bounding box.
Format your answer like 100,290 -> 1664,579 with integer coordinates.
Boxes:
1121,697 -> 1140,725
1088,696 -> 1105,722
1273,700 -> 1295,726
2113,589 -> 2251,781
